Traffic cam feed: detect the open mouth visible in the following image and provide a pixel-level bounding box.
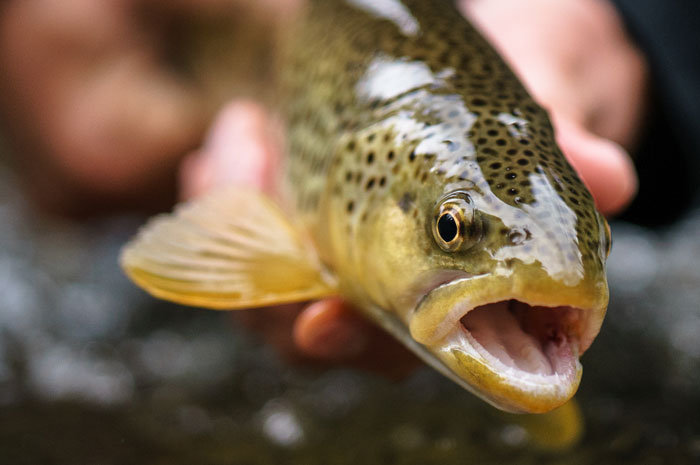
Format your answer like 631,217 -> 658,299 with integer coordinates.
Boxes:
458,300 -> 581,379
407,274 -> 607,412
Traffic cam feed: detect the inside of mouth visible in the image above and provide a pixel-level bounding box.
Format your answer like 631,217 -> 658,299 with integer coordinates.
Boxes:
460,300 -> 581,377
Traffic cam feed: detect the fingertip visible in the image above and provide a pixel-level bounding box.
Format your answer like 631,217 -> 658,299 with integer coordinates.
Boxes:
204,100 -> 268,151
178,99 -> 281,199
593,139 -> 638,215
554,116 -> 638,216
293,299 -> 369,361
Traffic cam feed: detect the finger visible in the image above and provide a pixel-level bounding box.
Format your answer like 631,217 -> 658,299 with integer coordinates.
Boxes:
554,115 -> 638,216
179,100 -> 282,200
293,299 -> 421,377
293,299 -> 371,361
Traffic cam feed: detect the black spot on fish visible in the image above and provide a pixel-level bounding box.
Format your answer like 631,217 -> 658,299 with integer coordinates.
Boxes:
398,192 -> 415,213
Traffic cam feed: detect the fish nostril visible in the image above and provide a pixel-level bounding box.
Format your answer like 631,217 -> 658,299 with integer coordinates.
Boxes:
508,228 -> 531,245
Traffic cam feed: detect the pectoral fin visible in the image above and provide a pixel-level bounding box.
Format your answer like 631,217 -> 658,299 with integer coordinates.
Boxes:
120,188 -> 337,309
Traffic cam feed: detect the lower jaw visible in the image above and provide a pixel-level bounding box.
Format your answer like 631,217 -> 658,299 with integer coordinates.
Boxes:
432,318 -> 582,414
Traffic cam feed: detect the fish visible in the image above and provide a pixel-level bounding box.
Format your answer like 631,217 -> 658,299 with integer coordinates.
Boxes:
120,0 -> 610,415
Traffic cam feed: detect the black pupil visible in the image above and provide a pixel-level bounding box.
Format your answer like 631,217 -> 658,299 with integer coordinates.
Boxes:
437,213 -> 459,243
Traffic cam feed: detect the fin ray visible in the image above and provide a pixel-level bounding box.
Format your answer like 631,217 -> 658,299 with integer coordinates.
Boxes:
121,188 -> 337,309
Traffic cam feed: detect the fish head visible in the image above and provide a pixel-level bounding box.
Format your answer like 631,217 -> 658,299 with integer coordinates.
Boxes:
341,103 -> 610,414
408,186 -> 610,414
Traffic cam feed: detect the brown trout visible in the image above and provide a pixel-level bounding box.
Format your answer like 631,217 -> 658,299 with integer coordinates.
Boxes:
121,0 -> 610,415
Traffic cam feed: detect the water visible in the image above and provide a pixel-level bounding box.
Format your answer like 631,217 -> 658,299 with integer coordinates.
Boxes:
0,165 -> 699,464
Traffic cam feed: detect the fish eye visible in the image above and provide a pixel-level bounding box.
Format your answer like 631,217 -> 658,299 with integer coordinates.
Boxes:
437,211 -> 459,244
432,192 -> 480,252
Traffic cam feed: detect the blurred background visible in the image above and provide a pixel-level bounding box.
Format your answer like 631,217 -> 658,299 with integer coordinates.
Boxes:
1,1 -> 700,463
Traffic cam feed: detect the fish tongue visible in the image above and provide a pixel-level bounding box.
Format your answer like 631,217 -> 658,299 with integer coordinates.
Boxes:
512,302 -> 580,377
462,302 -> 554,376
544,330 -> 578,378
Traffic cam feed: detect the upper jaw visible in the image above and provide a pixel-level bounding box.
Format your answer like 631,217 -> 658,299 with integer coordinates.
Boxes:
408,273 -> 607,413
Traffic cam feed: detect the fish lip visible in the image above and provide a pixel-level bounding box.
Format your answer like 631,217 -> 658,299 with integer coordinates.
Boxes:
409,274 -> 607,413
411,272 -> 480,310
410,275 -> 486,340
410,274 -> 605,354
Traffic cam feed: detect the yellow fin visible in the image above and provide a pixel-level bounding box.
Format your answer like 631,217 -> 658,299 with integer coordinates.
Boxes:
500,398 -> 584,451
120,188 -> 337,309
